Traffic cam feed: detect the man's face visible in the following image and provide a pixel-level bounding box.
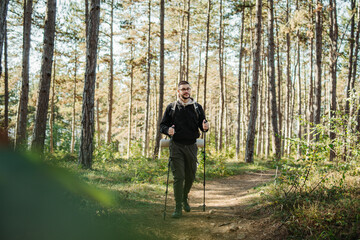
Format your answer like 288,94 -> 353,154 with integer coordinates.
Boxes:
178,84 -> 191,100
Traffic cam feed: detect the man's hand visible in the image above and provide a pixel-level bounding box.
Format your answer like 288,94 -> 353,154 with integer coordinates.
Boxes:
168,125 -> 175,136
203,120 -> 209,131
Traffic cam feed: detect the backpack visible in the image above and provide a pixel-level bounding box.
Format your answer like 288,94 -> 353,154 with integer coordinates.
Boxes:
170,101 -> 201,121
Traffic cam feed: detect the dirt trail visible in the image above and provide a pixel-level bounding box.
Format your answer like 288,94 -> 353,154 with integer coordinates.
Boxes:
155,170 -> 286,240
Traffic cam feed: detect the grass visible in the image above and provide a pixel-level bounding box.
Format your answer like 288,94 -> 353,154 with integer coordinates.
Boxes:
40,148 -> 275,239
263,156 -> 360,239
43,146 -> 360,239
45,148 -> 274,203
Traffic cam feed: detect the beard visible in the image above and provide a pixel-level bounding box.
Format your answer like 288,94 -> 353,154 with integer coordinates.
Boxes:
180,93 -> 190,100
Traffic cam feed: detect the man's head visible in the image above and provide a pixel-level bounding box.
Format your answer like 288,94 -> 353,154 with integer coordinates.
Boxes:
177,81 -> 191,101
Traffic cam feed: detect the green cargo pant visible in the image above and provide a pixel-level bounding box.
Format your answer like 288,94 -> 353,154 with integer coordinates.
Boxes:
169,140 -> 198,205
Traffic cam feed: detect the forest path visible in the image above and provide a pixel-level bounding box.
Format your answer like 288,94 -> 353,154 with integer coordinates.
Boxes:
148,170 -> 286,240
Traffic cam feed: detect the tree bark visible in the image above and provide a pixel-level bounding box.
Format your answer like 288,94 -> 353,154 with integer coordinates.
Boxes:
16,0 -> 33,149
256,54 -> 264,156
203,0 -> 211,112
106,0 -> 114,145
50,46 -> 56,153
296,0 -> 301,157
275,13 -> 283,155
71,51 -> 78,154
245,0 -> 262,163
236,5 -> 245,157
313,0 -> 323,141
153,0 -> 165,158
127,43 -> 134,159
218,0 -> 224,151
353,3 -> 360,143
79,0 -> 101,168
329,0 -> 338,161
268,0 -> 281,160
196,40 -> 202,102
85,0 -> 89,37
345,0 -> 356,118
351,3 -> 360,142
185,0 -> 191,82
284,0 -> 291,155
0,0 -> 9,77
143,0 -> 152,157
178,2 -> 185,83
4,20 -> 9,135
31,0 -> 57,152
264,69 -> 268,159
307,0 -> 314,145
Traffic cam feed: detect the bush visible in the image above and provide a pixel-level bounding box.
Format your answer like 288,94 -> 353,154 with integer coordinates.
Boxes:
264,113 -> 360,239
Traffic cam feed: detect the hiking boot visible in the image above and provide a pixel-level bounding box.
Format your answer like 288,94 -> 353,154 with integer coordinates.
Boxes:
183,199 -> 191,212
171,204 -> 182,218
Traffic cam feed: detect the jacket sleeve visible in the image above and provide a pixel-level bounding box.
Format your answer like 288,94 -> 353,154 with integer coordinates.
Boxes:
160,104 -> 173,137
197,104 -> 208,132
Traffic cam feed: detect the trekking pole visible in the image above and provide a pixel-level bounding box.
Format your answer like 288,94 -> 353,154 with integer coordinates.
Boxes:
163,157 -> 171,220
202,132 -> 206,212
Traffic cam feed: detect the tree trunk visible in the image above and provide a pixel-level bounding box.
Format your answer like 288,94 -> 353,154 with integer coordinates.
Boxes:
351,4 -> 360,91
245,0 -> 262,163
351,3 -> 360,139
50,46 -> 56,153
178,2 -> 185,83
241,66 -> 249,150
79,0 -> 101,168
185,0 -> 191,82
214,114 -> 218,150
218,0 -> 224,151
313,0 -> 323,141
106,0 -> 114,145
307,0 -> 314,145
31,0 -> 57,152
93,1 -> 100,147
85,0 -> 89,37
16,0 -> 33,149
345,0 -> 356,119
4,20 -> 9,136
203,0 -> 211,112
71,51 -> 78,154
196,40 -> 202,102
296,0 -> 301,157
268,0 -> 281,159
0,0 -> 9,78
275,10 -> 283,156
127,43 -> 134,159
236,6 -> 245,158
288,74 -> 295,154
153,0 -> 165,158
285,0 -> 291,155
329,0 -> 338,161
143,0 -> 152,157
256,56 -> 264,156
264,70 -> 271,159
244,65 -> 250,142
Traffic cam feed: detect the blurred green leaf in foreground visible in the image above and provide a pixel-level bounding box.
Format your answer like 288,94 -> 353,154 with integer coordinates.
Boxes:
0,149 -> 156,240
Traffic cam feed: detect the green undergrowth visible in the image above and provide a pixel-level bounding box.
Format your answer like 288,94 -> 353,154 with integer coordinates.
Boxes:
46,147 -> 274,203
263,153 -> 360,239
1,150 -> 163,240
41,147 -> 275,239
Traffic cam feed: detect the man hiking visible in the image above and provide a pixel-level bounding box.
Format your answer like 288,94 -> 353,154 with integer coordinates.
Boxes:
160,80 -> 209,218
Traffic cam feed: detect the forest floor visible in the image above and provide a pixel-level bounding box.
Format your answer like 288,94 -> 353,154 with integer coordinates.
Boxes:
132,169 -> 288,240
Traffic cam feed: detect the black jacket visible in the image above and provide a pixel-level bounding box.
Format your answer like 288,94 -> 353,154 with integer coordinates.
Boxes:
160,101 -> 207,145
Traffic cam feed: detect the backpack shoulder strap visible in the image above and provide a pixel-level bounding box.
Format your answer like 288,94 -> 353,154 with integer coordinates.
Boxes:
193,103 -> 200,120
171,101 -> 177,119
